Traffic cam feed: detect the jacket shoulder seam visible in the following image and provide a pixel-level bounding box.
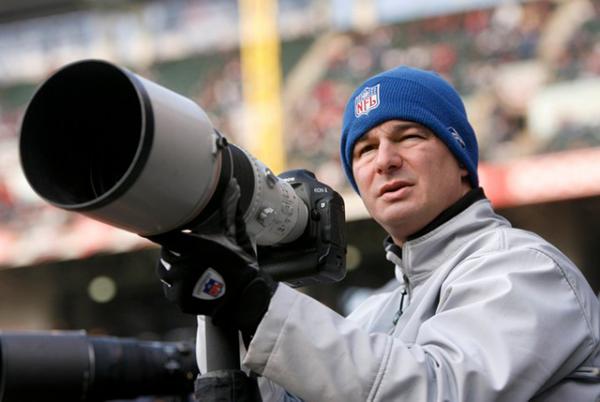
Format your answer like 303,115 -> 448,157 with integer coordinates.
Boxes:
527,247 -> 598,346
458,244 -> 597,347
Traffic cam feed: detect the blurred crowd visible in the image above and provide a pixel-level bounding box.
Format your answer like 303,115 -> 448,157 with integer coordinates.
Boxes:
285,0 -> 600,191
1,0 -> 599,267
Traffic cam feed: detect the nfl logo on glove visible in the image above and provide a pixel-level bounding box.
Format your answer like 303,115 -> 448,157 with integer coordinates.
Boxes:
193,268 -> 226,300
354,84 -> 380,117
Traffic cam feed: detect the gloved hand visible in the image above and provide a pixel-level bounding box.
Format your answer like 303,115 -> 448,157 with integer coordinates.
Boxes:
156,234 -> 277,339
153,177 -> 277,341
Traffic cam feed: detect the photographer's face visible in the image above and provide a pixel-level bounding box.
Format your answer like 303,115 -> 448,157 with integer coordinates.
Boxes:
352,120 -> 470,245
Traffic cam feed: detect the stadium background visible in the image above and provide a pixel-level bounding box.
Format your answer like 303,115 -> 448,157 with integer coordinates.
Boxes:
0,0 -> 599,343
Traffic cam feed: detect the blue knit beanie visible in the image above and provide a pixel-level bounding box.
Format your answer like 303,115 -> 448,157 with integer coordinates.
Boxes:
340,66 -> 479,193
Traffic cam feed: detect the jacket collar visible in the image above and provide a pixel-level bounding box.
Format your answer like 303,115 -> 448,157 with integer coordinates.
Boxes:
384,188 -> 508,288
383,187 -> 485,256
407,187 -> 486,240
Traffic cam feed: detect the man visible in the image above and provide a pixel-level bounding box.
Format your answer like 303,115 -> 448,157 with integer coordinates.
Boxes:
158,66 -> 600,401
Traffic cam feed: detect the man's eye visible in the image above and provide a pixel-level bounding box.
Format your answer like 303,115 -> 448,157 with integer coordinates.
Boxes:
409,129 -> 430,138
399,133 -> 425,143
404,132 -> 424,138
357,145 -> 375,157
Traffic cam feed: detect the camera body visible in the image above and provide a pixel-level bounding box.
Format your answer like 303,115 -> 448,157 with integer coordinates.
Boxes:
259,169 -> 346,287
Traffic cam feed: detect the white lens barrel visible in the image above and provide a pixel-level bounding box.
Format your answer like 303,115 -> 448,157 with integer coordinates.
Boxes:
88,74 -> 223,235
237,149 -> 308,246
20,60 -> 222,236
20,59 -> 309,245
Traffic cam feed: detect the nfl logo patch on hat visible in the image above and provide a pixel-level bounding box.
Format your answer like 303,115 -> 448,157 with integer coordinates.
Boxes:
354,84 -> 380,117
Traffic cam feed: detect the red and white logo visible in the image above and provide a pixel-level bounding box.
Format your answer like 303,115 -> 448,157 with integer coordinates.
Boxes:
354,84 -> 380,117
193,268 -> 226,300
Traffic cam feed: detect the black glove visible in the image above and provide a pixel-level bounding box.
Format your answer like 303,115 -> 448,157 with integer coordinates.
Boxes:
153,176 -> 277,340
156,233 -> 277,339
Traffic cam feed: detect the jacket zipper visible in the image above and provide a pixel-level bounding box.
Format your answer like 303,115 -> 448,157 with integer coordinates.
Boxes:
390,276 -> 410,333
392,288 -> 407,327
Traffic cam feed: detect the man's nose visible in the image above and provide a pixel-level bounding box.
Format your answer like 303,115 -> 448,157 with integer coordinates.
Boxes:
375,141 -> 402,174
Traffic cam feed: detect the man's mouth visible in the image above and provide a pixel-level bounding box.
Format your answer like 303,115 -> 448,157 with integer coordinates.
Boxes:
379,180 -> 412,197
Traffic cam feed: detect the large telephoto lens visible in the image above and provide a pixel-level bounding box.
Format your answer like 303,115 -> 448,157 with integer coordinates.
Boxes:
0,331 -> 197,402
20,60 -> 307,245
20,59 -> 221,237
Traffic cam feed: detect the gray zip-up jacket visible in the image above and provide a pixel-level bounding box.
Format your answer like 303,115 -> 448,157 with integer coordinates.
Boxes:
241,198 -> 600,401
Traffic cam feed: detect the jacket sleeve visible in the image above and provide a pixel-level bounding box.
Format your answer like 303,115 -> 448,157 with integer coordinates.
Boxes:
244,284 -> 432,401
243,248 -> 599,402
196,316 -> 305,402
